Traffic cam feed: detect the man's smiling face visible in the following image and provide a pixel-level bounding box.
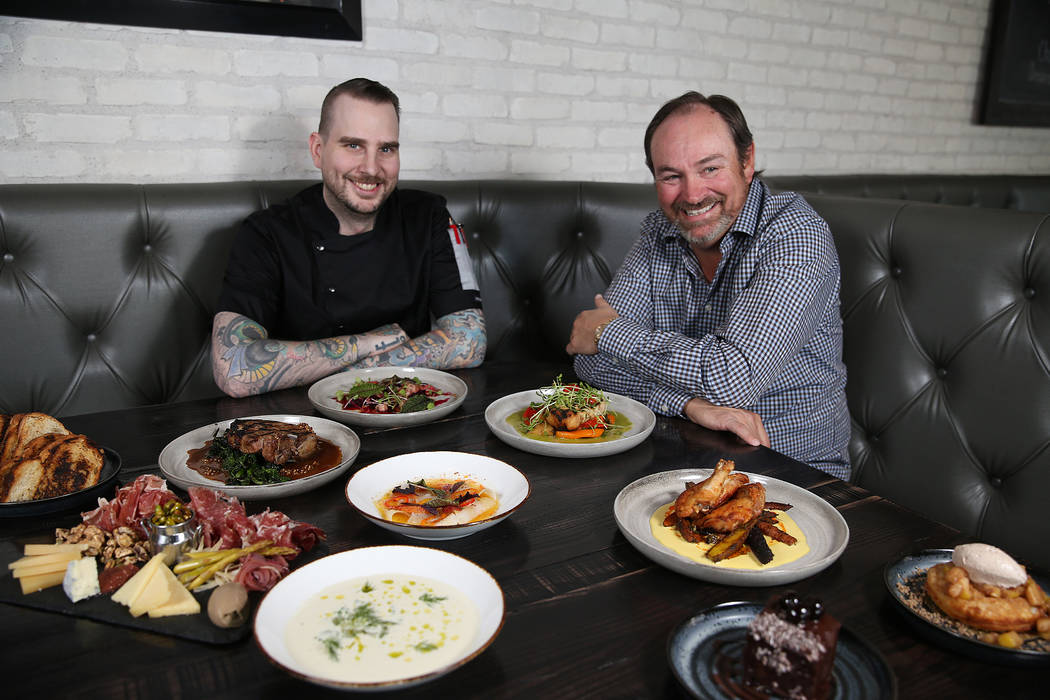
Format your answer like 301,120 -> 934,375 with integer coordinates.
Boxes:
650,105 -> 755,251
310,94 -> 400,226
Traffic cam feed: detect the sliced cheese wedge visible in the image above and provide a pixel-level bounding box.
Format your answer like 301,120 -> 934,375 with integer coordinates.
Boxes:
129,567 -> 174,617
11,557 -> 85,579
9,550 -> 84,571
111,553 -> 165,607
148,576 -> 201,617
23,543 -> 91,556
18,569 -> 66,594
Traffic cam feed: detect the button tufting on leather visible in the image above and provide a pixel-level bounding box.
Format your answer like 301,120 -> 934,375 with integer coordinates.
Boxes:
316,245 -> 325,252
990,477 -> 1003,487
86,334 -> 96,342
143,244 -> 152,253
1024,287 -> 1035,299
327,287 -> 336,293
937,367 -> 947,378
891,266 -> 902,277
576,231 -> 584,238
2,253 -> 12,262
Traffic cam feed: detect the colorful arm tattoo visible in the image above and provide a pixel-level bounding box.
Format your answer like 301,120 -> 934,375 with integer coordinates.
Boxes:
353,308 -> 487,370
210,311 -> 407,397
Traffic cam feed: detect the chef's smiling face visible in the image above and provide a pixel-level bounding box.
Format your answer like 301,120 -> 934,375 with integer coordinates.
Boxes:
310,94 -> 400,229
650,106 -> 754,252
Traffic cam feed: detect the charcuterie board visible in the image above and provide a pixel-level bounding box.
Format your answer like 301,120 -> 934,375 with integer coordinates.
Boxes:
0,536 -> 325,644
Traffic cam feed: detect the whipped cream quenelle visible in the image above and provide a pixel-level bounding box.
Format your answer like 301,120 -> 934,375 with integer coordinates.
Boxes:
952,543 -> 1027,588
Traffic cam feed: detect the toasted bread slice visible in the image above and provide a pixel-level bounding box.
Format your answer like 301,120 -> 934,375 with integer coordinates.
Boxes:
0,412 -> 71,466
0,433 -> 67,502
0,458 -> 46,503
33,434 -> 105,499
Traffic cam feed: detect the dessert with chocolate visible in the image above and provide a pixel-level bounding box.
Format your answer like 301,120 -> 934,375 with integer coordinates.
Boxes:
742,592 -> 840,700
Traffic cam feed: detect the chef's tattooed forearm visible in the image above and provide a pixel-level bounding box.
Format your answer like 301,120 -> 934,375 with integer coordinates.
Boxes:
353,309 -> 487,370
210,312 -> 408,397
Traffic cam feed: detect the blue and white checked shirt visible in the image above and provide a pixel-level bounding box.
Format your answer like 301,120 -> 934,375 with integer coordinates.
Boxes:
574,178 -> 851,479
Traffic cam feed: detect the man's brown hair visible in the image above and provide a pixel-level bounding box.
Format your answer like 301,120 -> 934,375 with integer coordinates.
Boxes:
643,92 -> 754,173
318,78 -> 401,136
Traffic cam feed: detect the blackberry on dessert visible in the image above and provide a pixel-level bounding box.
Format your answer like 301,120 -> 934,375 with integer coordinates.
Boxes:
742,591 -> 840,700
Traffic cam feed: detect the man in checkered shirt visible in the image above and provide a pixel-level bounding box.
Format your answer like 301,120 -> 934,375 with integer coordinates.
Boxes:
567,92 -> 850,479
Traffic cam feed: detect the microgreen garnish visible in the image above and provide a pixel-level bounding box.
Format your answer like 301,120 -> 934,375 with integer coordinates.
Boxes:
524,374 -> 609,428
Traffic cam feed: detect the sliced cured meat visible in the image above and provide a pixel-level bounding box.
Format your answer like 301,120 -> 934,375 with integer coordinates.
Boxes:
248,509 -> 325,558
235,553 -> 289,592
98,562 -> 140,594
189,487 -> 324,557
188,487 -> 253,549
82,474 -> 178,537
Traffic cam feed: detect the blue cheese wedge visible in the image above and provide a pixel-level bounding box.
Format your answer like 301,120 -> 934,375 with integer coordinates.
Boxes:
62,558 -> 100,603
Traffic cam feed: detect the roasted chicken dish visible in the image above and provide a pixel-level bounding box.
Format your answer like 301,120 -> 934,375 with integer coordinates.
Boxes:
663,459 -> 795,564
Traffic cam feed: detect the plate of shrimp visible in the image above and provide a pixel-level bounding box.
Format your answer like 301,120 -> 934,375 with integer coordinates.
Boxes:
614,463 -> 849,586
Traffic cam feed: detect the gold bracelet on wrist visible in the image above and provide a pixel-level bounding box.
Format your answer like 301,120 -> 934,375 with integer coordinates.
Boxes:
594,320 -> 610,347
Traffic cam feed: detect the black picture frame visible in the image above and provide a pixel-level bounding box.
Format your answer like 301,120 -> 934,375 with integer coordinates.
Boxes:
2,0 -> 362,42
979,0 -> 1050,127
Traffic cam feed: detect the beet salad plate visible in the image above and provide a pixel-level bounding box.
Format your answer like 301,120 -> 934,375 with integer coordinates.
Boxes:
158,414 -> 360,501
308,367 -> 467,428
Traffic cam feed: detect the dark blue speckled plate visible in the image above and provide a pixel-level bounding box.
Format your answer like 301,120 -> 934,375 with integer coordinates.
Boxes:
884,549 -> 1050,667
668,601 -> 896,699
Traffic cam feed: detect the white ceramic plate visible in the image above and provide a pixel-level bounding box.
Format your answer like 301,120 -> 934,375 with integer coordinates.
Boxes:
158,414 -> 360,501
484,389 -> 656,458
345,451 -> 530,541
254,545 -> 505,691
614,468 -> 849,586
308,368 -> 467,428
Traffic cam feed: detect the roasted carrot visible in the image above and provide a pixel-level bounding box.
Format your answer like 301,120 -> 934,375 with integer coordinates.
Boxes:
555,427 -> 605,439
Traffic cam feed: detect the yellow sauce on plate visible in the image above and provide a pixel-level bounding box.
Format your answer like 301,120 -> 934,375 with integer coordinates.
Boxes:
506,410 -> 632,443
649,502 -> 810,570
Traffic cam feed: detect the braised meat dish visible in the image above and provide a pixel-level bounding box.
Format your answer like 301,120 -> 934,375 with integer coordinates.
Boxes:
223,419 -> 319,465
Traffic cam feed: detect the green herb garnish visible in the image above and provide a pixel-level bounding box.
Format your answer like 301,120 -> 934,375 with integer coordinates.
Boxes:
319,602 -> 398,660
207,431 -> 289,486
419,592 -> 446,605
319,635 -> 341,661
414,641 -> 439,652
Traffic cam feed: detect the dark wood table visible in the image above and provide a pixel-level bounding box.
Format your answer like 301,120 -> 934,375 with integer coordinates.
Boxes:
1,361 -> 1044,698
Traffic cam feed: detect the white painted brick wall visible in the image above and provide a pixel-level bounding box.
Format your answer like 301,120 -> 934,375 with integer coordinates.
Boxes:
0,0 -> 1047,184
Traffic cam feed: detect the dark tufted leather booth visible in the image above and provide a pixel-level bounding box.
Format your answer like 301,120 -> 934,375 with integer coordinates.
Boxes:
766,173 -> 1050,212
2,177 -> 1049,569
